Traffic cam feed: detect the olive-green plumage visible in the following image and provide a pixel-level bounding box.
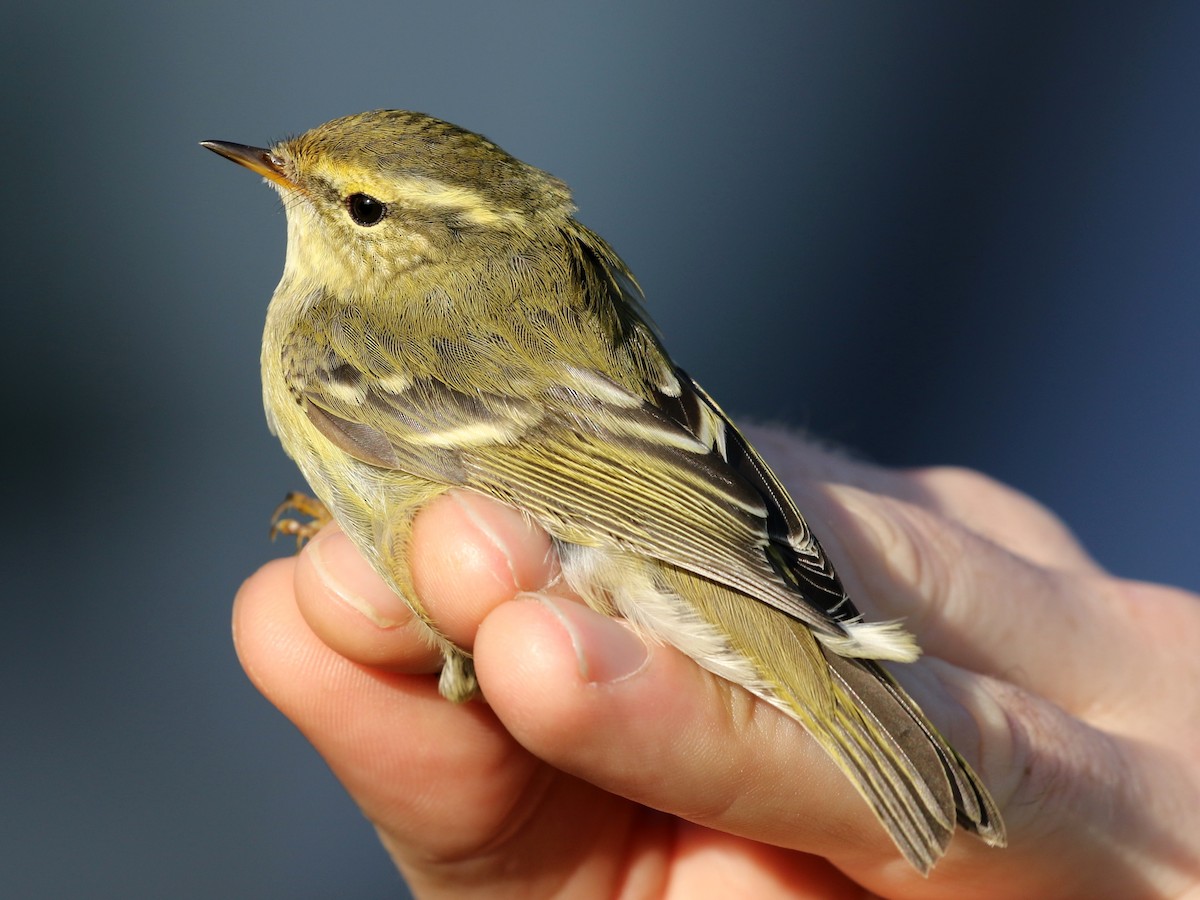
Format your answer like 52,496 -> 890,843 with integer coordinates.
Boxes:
203,109 -> 1005,873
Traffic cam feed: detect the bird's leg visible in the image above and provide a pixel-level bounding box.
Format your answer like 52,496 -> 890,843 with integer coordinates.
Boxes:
270,491 -> 332,549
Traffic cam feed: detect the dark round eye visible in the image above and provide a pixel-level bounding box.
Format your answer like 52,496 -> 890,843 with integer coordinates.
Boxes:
346,193 -> 386,226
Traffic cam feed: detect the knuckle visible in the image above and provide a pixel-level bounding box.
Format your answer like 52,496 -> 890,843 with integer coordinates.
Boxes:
910,465 -> 1020,508
999,679 -> 1129,829
837,487 -> 967,628
908,465 -> 1096,570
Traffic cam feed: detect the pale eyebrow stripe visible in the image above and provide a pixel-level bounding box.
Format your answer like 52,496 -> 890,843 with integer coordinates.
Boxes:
387,176 -> 524,226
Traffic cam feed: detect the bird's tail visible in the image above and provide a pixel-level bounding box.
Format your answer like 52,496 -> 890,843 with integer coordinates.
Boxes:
649,562 -> 1006,873
808,649 -> 1006,873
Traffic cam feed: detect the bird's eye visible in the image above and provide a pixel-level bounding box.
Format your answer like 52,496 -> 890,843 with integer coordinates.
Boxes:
346,193 -> 386,226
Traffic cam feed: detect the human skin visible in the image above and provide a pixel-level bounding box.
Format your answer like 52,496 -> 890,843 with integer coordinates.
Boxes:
233,425 -> 1200,899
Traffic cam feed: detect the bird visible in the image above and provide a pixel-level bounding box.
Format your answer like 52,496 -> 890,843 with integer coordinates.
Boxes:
202,109 -> 1005,873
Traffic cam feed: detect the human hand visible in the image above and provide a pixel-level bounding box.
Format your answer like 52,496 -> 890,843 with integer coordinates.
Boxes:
233,425 -> 1200,898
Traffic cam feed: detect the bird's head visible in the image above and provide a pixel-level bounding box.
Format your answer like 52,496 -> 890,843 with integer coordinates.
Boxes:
203,109 -> 575,296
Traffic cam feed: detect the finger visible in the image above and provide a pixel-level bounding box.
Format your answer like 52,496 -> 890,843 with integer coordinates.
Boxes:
472,594 -> 999,886
411,490 -> 562,649
742,424 -> 1101,574
901,466 -> 1102,574
473,592 -> 1175,897
741,425 -> 1135,714
239,552 -> 692,899
294,524 -> 443,672
820,485 -> 1130,712
291,491 -> 558,671
1083,580 -> 1200,738
232,556 -> 545,866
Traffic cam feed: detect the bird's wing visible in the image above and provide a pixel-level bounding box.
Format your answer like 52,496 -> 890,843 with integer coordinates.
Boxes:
285,320 -> 877,646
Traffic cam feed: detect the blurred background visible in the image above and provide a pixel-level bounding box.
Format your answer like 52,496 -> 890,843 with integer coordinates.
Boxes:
4,2 -> 1198,897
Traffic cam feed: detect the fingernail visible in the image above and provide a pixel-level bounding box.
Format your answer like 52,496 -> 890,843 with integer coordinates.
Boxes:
448,491 -> 530,591
536,596 -> 649,684
306,528 -> 412,628
448,491 -> 558,592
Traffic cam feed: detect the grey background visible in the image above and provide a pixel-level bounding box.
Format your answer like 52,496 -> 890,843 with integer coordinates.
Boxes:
5,2 -> 1199,897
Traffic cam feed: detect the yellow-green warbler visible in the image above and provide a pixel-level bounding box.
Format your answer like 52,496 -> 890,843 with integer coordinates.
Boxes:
203,110 -> 1004,873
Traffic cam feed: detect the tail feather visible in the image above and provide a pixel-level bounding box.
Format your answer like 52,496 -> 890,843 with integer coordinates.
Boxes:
826,652 -> 1006,848
819,650 -> 1006,870
776,649 -> 949,873
825,705 -> 951,872
582,553 -> 1005,873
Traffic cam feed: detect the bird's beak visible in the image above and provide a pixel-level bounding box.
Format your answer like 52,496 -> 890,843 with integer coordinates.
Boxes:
200,140 -> 300,192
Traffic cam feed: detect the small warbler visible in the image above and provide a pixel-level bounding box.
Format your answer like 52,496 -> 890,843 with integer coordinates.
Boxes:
203,110 -> 1004,873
